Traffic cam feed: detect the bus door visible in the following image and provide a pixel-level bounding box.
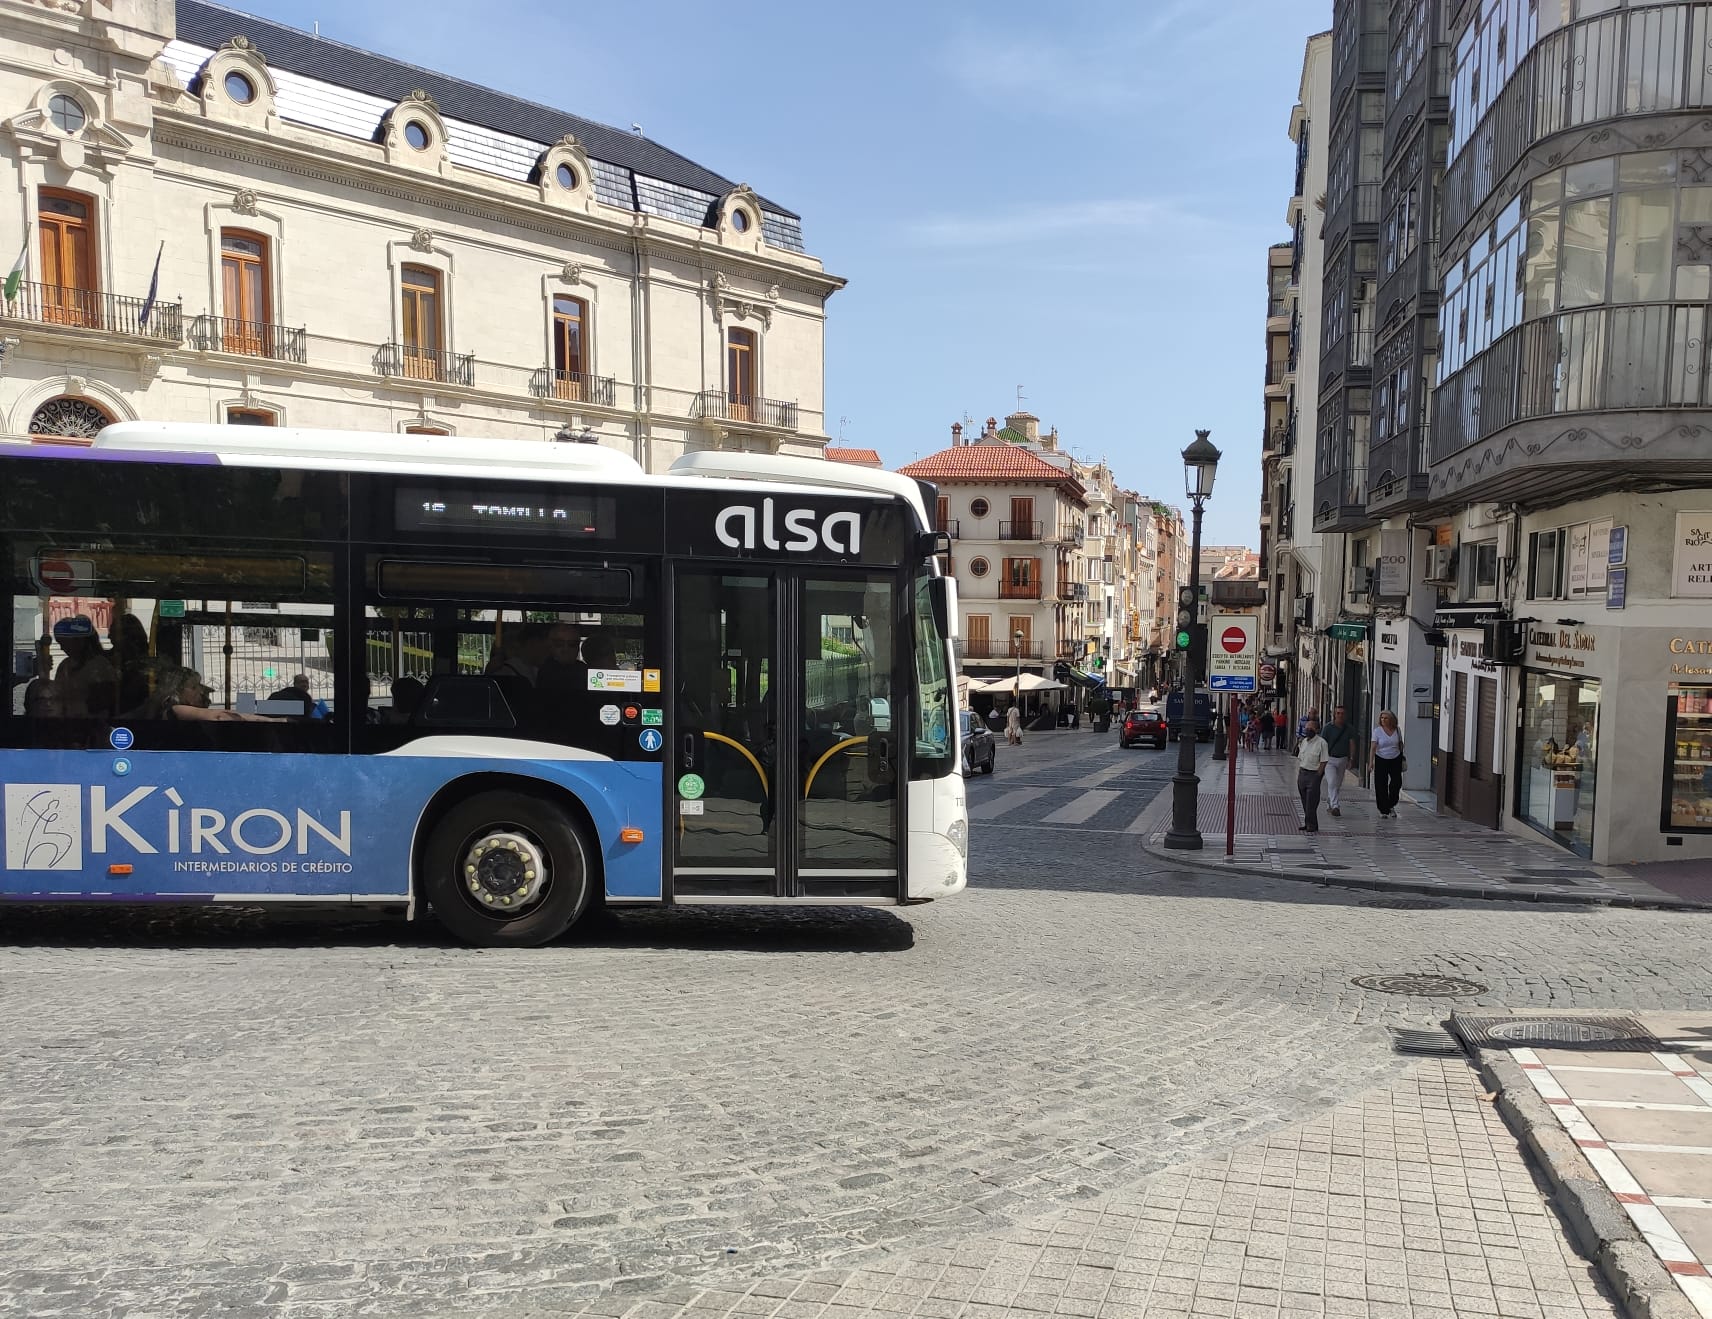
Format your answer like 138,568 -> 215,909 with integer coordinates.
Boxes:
670,567 -> 904,900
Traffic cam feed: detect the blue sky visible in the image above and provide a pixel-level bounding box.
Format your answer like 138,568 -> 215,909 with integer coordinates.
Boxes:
232,0 -> 1327,545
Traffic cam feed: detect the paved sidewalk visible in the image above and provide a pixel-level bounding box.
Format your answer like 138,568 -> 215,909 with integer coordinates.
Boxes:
1137,745 -> 1712,909
545,1058 -> 1616,1319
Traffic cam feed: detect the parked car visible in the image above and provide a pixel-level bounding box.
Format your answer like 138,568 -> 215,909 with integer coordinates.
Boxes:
960,709 -> 996,775
1119,706 -> 1169,749
1164,689 -> 1216,742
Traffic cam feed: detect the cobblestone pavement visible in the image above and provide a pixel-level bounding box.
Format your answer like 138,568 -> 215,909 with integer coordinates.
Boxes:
1,731 -> 1705,1315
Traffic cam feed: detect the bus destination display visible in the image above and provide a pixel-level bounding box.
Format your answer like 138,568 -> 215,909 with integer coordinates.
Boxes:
396,488 -> 613,538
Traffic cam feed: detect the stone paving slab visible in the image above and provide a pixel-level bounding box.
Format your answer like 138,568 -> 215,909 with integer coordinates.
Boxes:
1141,749 -> 1712,910
534,1059 -> 1616,1319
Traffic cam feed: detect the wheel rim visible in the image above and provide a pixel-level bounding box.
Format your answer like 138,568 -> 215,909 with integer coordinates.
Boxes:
455,824 -> 552,920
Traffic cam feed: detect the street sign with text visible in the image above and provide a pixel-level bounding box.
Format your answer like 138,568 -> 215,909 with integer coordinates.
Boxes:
1207,613 -> 1258,692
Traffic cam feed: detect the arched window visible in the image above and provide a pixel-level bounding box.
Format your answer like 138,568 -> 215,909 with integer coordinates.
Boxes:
28,396 -> 111,441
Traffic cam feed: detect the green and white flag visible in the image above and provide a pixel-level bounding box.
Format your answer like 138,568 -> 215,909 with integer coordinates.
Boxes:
2,225 -> 27,302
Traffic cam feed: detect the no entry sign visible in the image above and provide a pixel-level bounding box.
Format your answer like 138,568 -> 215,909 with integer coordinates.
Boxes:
1208,613 -> 1258,692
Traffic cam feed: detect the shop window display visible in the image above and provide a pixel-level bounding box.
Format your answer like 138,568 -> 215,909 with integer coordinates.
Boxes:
1518,672 -> 1599,856
1662,684 -> 1712,831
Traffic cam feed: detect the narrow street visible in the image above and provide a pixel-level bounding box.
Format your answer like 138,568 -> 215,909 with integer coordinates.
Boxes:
4,731 -> 1709,1315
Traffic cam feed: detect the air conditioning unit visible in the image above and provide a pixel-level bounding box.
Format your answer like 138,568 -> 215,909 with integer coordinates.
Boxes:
1422,545 -> 1455,584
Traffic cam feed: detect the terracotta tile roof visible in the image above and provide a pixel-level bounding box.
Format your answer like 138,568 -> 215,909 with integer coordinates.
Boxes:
899,443 -> 1086,498
824,447 -> 883,467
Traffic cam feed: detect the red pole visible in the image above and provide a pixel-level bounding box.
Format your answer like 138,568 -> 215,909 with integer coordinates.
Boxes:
1226,697 -> 1238,856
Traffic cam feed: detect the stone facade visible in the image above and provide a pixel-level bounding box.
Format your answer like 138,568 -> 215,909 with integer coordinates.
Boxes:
0,0 -> 841,461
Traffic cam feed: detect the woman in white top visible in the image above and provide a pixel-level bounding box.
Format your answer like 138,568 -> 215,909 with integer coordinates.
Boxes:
1371,709 -> 1405,819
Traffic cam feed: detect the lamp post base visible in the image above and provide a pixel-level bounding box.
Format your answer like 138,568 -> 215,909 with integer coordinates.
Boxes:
1162,772 -> 1204,850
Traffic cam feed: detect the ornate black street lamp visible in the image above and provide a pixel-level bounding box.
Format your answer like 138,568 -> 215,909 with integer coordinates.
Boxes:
1163,429 -> 1221,851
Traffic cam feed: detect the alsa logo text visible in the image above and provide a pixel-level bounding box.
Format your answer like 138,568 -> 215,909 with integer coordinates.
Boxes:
3,783 -> 351,872
716,499 -> 862,555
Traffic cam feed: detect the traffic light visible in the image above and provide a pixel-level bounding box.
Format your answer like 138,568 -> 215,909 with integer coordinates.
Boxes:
1175,629 -> 1192,650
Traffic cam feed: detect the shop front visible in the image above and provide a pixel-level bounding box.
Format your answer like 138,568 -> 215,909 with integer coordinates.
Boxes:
1516,660 -> 1600,858
1373,618 -> 1438,797
1434,608 -> 1507,829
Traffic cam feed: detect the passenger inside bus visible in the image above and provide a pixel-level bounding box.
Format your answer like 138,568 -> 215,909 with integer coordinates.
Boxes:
51,616 -> 117,719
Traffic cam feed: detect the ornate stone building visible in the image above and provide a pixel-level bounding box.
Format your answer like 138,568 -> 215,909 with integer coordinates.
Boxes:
0,0 -> 841,458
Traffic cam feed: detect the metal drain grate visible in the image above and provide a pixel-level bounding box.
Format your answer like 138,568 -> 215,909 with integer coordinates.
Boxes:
1352,973 -> 1488,997
1267,848 -> 1315,855
1505,874 -> 1578,886
1361,897 -> 1451,910
1390,1026 -> 1465,1057
1451,1013 -> 1663,1051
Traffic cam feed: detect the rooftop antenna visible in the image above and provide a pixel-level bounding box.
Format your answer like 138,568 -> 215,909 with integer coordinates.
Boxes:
313,20 -> 319,35
631,123 -> 644,136
838,415 -> 850,441
1016,384 -> 1026,411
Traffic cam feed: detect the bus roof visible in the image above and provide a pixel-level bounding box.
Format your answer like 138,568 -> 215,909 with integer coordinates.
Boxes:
39,422 -> 933,530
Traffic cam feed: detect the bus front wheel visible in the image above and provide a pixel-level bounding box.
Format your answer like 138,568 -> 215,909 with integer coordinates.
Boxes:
422,791 -> 593,947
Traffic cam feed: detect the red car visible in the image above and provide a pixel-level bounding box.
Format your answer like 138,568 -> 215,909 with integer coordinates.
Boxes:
1119,707 -> 1168,749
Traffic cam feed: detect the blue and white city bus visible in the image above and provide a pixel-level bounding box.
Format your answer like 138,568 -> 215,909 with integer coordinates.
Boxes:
1,424 -> 966,946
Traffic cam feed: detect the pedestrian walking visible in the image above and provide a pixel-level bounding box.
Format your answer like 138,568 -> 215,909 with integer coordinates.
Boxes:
1257,708 -> 1274,751
1005,701 -> 1023,746
1322,705 -> 1357,817
1296,717 -> 1329,832
1371,709 -> 1405,819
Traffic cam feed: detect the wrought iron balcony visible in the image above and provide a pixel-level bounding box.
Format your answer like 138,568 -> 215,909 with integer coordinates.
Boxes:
1058,580 -> 1088,602
529,368 -> 617,406
693,390 -> 800,429
960,638 -> 1044,660
999,519 -> 1043,541
190,315 -> 306,362
4,281 -> 182,341
937,517 -> 962,539
998,580 -> 1043,600
375,342 -> 474,387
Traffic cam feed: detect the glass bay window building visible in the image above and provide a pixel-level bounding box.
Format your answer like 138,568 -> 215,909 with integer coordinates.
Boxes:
1291,0 -> 1712,865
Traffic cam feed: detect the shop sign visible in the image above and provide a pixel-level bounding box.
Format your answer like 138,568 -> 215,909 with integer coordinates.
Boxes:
1566,522 -> 1592,596
1672,511 -> 1712,597
1608,525 -> 1627,566
1589,519 -> 1613,590
1326,621 -> 1367,641
1433,607 -> 1505,628
1607,566 -> 1626,611
1375,531 -> 1409,598
1377,628 -> 1401,655
1528,624 -> 1597,672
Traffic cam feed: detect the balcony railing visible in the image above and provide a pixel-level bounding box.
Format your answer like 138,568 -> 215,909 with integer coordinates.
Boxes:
998,580 -> 1043,600
1058,580 -> 1088,601
4,281 -> 182,341
999,519 -> 1043,541
528,368 -> 617,406
375,342 -> 475,387
693,390 -> 800,429
937,518 -> 962,539
960,638 -> 1044,660
1433,300 -> 1712,463
190,315 -> 306,362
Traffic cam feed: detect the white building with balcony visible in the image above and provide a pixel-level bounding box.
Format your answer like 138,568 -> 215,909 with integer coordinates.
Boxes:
900,417 -> 1087,682
0,0 -> 841,457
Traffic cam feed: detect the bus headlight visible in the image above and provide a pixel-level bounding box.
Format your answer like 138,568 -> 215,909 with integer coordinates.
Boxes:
946,817 -> 967,857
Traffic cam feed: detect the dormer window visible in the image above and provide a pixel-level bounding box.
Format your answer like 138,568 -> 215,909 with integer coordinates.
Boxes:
731,208 -> 750,233
223,71 -> 256,104
556,163 -> 579,190
47,94 -> 85,134
404,120 -> 431,151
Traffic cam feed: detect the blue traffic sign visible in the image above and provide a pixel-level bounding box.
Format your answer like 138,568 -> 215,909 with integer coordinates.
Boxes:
638,728 -> 664,753
109,727 -> 134,751
1209,674 -> 1257,692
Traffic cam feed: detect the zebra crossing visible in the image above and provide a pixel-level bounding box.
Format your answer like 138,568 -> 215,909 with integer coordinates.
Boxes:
965,740 -> 1178,834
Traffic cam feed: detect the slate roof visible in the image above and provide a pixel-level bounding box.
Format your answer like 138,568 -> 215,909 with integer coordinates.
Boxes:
899,444 -> 1086,498
824,447 -> 882,467
174,0 -> 797,219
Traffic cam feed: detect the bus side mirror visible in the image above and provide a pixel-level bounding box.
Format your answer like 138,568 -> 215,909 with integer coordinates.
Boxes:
916,531 -> 951,559
928,576 -> 952,635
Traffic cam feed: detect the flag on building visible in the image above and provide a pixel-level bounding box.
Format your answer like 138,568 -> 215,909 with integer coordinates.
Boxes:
2,226 -> 27,302
138,241 -> 163,326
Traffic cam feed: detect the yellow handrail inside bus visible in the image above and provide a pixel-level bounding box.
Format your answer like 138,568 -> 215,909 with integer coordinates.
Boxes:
703,732 -> 769,798
803,736 -> 867,798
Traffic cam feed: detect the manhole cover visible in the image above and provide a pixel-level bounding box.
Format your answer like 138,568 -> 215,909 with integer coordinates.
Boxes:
1351,973 -> 1488,997
1452,1014 -> 1663,1050
1360,897 -> 1450,910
